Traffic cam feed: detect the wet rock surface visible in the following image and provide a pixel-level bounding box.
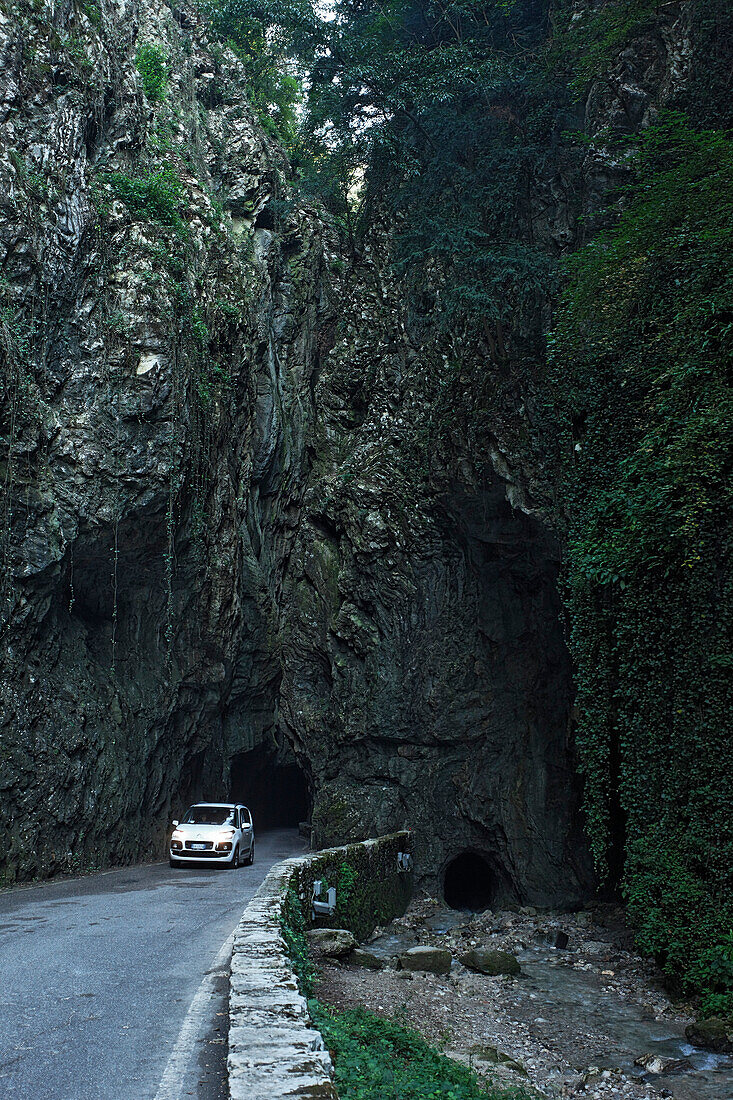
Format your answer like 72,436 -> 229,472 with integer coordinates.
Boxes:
307,928 -> 356,959
399,946 -> 453,975
685,1018 -> 733,1054
314,896 -> 733,1100
461,947 -> 521,976
0,0 -> 592,901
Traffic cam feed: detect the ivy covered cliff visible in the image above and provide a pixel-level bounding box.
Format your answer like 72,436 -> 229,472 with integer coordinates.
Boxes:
0,0 -> 731,1016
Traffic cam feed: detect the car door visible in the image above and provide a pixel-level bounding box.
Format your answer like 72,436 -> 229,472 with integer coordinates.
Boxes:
241,807 -> 253,852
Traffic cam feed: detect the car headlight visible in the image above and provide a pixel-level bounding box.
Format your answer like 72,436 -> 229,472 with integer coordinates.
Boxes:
172,830 -> 183,840
214,829 -> 236,842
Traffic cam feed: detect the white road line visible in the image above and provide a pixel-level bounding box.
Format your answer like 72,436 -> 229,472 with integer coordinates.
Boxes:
153,930 -> 235,1100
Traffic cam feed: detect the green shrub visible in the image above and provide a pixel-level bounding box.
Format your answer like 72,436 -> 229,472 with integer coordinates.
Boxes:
625,825 -> 732,1001
136,43 -> 169,103
107,168 -> 184,228
548,0 -> 660,92
204,0 -> 305,145
694,934 -> 733,1018
83,2 -> 101,28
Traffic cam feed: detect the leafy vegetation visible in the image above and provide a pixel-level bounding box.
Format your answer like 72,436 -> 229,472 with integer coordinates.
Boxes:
135,43 -> 169,103
684,0 -> 733,129
546,113 -> 733,1006
549,0 -> 733,126
203,0 -> 308,143
324,861 -> 358,924
83,2 -> 102,28
280,886 -> 316,995
203,0 -> 563,350
696,934 -> 733,1018
547,0 -> 661,93
311,1002 -> 529,1100
106,168 -> 184,229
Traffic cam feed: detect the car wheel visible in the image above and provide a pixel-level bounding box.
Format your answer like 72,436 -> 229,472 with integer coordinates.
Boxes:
169,858 -> 179,868
244,840 -> 254,866
231,845 -> 240,869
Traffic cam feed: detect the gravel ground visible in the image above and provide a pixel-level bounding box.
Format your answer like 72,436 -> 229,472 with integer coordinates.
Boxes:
314,896 -> 731,1100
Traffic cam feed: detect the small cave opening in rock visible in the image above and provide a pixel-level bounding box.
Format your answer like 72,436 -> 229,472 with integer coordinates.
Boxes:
229,744 -> 309,831
253,205 -> 275,231
443,851 -> 497,911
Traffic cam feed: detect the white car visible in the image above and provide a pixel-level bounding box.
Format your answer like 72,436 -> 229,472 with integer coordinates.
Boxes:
169,802 -> 255,868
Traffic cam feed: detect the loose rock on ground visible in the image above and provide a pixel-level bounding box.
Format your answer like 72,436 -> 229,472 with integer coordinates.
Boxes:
314,895 -> 733,1100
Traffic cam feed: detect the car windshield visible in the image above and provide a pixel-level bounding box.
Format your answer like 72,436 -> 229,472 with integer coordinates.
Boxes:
182,806 -> 234,826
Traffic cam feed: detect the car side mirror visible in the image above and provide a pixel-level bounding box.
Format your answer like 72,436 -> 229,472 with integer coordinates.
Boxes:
172,820 -> 179,828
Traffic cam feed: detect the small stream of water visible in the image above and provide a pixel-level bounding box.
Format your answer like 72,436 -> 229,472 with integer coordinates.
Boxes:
367,911 -> 732,1100
517,950 -> 732,1100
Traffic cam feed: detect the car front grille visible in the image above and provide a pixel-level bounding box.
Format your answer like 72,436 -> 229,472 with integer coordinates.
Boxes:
185,840 -> 214,850
175,849 -> 224,858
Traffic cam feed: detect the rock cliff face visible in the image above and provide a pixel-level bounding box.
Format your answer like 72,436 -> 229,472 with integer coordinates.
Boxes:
0,0 -> 333,876
0,0 -> 692,899
277,241 -> 587,902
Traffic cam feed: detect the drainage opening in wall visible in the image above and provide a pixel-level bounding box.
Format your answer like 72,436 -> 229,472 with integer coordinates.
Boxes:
443,851 -> 497,911
229,744 -> 309,831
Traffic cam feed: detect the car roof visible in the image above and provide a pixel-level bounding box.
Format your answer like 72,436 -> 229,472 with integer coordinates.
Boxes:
189,802 -> 248,809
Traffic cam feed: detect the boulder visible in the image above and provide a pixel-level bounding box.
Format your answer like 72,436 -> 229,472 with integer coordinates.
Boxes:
634,1053 -> 692,1074
685,1017 -> 733,1053
470,1043 -> 501,1063
460,948 -> 521,976
468,1044 -> 528,1075
349,948 -> 384,970
307,929 -> 356,958
398,946 -> 452,975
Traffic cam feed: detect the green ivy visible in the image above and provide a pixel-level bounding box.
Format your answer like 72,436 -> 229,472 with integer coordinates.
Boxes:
546,113 -> 733,1003
695,932 -> 733,1017
280,886 -> 316,996
334,860 -> 358,922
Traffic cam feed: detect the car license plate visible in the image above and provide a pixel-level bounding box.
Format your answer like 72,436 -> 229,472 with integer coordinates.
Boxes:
191,843 -> 206,850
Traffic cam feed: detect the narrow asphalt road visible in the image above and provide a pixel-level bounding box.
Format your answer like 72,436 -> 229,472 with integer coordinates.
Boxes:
0,828 -> 306,1100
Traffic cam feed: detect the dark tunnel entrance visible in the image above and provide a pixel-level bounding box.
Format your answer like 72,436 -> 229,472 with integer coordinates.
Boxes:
229,744 -> 309,831
443,851 -> 497,911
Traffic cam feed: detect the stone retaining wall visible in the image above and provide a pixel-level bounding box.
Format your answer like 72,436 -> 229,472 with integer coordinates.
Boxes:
228,832 -> 413,1100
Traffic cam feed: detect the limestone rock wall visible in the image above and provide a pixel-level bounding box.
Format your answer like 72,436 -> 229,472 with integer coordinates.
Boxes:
0,0 -> 695,898
0,0 -> 335,877
279,245 -> 588,903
